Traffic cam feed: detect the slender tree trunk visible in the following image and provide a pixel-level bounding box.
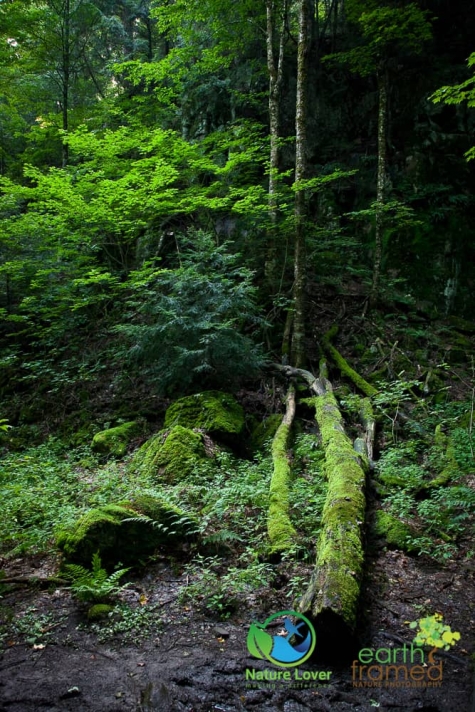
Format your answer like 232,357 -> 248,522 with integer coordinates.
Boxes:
291,0 -> 310,368
370,66 -> 388,305
61,0 -> 70,167
265,0 -> 287,287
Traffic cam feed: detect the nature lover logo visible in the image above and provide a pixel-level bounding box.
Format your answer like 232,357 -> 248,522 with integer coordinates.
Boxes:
246,610 -> 316,667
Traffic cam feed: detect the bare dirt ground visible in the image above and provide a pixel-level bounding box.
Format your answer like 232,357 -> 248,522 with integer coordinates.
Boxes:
1,543 -> 474,712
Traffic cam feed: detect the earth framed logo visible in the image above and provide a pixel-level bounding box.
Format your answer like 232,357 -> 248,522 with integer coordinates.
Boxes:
246,610 -> 316,667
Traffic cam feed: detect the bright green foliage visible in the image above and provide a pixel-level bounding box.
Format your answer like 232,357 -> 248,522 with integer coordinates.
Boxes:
129,426 -> 208,482
63,552 -> 131,603
164,391 -> 244,436
409,613 -> 461,651
92,421 -> 140,457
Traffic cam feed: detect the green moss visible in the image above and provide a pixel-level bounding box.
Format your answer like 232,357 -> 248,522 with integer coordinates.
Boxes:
298,390 -> 367,629
130,425 -> 207,482
88,604 -> 113,620
425,434 -> 459,489
267,421 -> 297,553
373,511 -> 419,553
323,326 -> 378,398
56,496 -> 198,567
164,391 -> 244,436
250,414 -> 283,451
92,421 -> 140,457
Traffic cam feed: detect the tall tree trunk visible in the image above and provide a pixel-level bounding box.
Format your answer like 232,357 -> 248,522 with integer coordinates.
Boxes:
370,66 -> 388,305
291,0 -> 310,368
61,0 -> 70,167
265,0 -> 287,288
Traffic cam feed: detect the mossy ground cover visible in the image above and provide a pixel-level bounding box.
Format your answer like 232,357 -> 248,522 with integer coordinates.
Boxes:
374,401 -> 475,561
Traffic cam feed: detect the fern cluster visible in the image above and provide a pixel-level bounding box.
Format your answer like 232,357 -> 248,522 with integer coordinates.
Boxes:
63,552 -> 131,603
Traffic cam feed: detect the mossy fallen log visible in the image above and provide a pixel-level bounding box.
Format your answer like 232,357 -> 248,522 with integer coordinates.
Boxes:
267,385 -> 297,553
421,425 -> 459,490
272,362 -> 367,636
323,325 -> 378,398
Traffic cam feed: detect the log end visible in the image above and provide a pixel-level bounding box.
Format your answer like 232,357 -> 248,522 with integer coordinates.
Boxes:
307,609 -> 360,664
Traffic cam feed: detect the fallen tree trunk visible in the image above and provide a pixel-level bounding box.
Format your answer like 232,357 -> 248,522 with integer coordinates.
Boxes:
322,325 -> 378,397
272,362 -> 367,637
267,384 -> 297,552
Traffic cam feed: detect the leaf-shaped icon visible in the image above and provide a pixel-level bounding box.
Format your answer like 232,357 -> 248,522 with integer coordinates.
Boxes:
247,623 -> 273,660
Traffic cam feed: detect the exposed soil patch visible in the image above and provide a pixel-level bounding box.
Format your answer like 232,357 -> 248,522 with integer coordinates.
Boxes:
1,548 -> 474,712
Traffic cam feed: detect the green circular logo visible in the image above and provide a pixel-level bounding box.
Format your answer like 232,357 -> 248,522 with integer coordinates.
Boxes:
247,610 -> 316,668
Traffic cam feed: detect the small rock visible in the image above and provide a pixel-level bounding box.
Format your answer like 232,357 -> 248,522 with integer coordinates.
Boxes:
213,626 -> 230,638
60,687 -> 81,699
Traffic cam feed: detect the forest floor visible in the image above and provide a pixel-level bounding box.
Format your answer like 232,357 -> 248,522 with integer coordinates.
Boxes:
1,292 -> 475,711
0,540 -> 474,712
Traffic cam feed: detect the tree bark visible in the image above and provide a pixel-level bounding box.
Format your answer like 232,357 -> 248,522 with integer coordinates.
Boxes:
265,0 -> 287,287
291,0 -> 310,368
370,66 -> 388,305
268,384 -> 297,552
61,0 -> 70,167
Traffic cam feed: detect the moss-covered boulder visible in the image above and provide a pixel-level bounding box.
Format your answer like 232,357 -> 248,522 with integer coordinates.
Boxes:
373,511 -> 419,553
92,421 -> 140,457
130,425 -> 208,482
56,495 -> 198,567
164,391 -> 244,438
